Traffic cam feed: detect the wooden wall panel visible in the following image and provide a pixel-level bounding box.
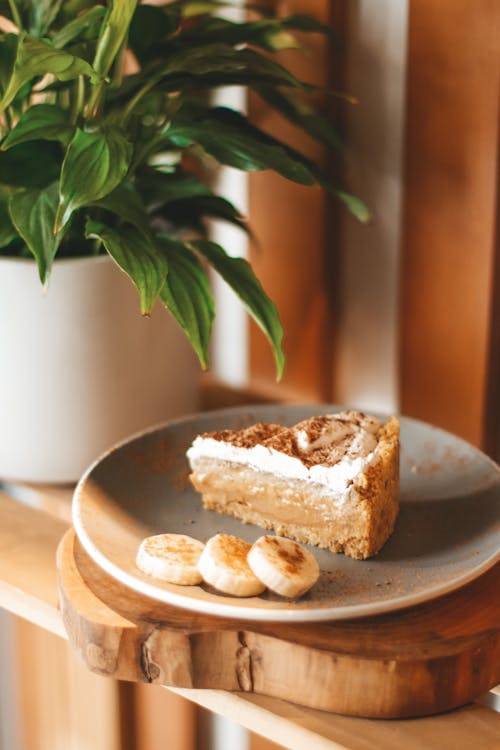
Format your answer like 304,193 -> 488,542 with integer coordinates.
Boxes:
14,618 -> 123,750
133,683 -> 197,750
400,0 -> 500,447
248,1 -> 345,401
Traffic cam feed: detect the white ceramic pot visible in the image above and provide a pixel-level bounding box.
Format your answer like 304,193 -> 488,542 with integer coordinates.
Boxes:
0,256 -> 200,483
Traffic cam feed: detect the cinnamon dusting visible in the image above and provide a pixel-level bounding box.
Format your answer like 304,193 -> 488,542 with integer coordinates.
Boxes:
200,412 -> 381,469
212,534 -> 252,573
266,536 -> 305,575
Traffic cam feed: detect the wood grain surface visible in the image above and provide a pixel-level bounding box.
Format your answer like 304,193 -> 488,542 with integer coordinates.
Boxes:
58,529 -> 500,720
248,0 -> 343,401
400,0 -> 500,447
1,490 -> 499,749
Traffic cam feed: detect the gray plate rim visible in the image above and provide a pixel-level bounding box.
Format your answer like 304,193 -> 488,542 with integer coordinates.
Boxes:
72,404 -> 500,623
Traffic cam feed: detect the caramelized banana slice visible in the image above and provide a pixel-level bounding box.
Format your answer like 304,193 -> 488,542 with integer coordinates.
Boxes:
198,533 -> 266,597
136,533 -> 205,585
248,535 -> 319,598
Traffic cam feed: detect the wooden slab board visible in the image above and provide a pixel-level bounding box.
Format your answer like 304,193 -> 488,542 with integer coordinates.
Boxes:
57,530 -> 500,719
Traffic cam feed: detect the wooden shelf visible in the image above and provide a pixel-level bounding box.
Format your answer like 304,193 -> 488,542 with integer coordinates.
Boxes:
0,488 -> 499,749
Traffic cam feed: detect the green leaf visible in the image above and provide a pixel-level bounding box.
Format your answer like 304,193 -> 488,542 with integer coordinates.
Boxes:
15,0 -> 65,37
117,44 -> 303,112
1,104 -> 73,150
0,34 -> 17,98
92,182 -> 151,233
0,195 -> 17,248
85,219 -> 167,315
0,140 -> 61,187
159,44 -> 301,88
255,86 -> 344,152
168,1 -> 262,18
155,195 -> 248,234
108,43 -> 306,113
177,18 -> 300,52
51,6 -> 107,49
334,189 -> 371,223
282,15 -> 338,38
129,4 -> 179,63
157,236 -> 214,369
167,107 -> 317,185
175,13 -> 334,50
8,182 -> 62,283
0,33 -> 98,112
192,239 -> 285,379
93,0 -> 138,77
136,169 -> 212,207
55,127 -> 132,232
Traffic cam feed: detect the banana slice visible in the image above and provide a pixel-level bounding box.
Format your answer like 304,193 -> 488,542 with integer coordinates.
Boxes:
248,535 -> 320,598
198,533 -> 266,597
136,533 -> 205,585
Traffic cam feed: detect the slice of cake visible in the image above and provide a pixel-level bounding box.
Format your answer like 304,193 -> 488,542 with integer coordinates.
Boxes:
187,411 -> 399,560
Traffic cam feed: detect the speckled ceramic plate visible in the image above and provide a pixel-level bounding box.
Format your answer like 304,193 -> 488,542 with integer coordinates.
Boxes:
73,405 -> 500,622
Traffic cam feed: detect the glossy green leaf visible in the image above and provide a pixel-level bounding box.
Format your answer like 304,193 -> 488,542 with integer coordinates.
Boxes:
0,140 -> 61,187
155,195 -> 248,234
93,0 -> 138,77
159,44 -> 301,88
255,86 -> 344,152
15,0 -> 65,37
115,43 -> 304,111
136,170 -> 212,207
55,127 -> 132,232
176,13 -> 337,51
175,13 -> 334,48
0,34 -> 17,98
167,1 -> 259,18
129,4 -> 179,63
85,219 -> 167,314
167,107 -> 317,185
92,182 -> 151,233
8,182 -> 62,283
0,33 -> 98,112
334,189 -> 371,223
282,14 -> 338,38
192,238 -> 284,379
108,44 -> 305,112
56,0 -> 100,24
1,104 -> 73,150
177,18 -> 299,52
174,1 -> 234,16
0,196 -> 17,247
157,236 -> 214,369
51,6 -> 107,49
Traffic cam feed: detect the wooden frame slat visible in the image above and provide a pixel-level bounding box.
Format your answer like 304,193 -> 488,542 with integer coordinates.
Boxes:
14,618 -> 123,750
400,0 -> 500,446
248,1 -> 345,401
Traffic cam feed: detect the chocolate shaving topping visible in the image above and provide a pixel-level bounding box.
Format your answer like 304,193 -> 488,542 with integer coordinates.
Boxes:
200,411 -> 381,469
204,423 -> 284,448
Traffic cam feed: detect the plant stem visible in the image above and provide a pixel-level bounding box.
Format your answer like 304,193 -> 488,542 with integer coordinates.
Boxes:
122,77 -> 158,123
84,81 -> 105,120
7,0 -> 22,29
111,36 -> 128,90
4,107 -> 12,131
70,76 -> 85,124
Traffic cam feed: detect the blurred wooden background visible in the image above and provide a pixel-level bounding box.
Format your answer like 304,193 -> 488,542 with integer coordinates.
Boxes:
8,1 -> 500,749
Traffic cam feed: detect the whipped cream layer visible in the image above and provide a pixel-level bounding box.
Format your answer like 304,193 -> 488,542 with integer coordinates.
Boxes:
187,411 -> 383,496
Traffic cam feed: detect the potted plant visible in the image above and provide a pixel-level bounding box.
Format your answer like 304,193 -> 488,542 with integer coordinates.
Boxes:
0,0 -> 367,482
